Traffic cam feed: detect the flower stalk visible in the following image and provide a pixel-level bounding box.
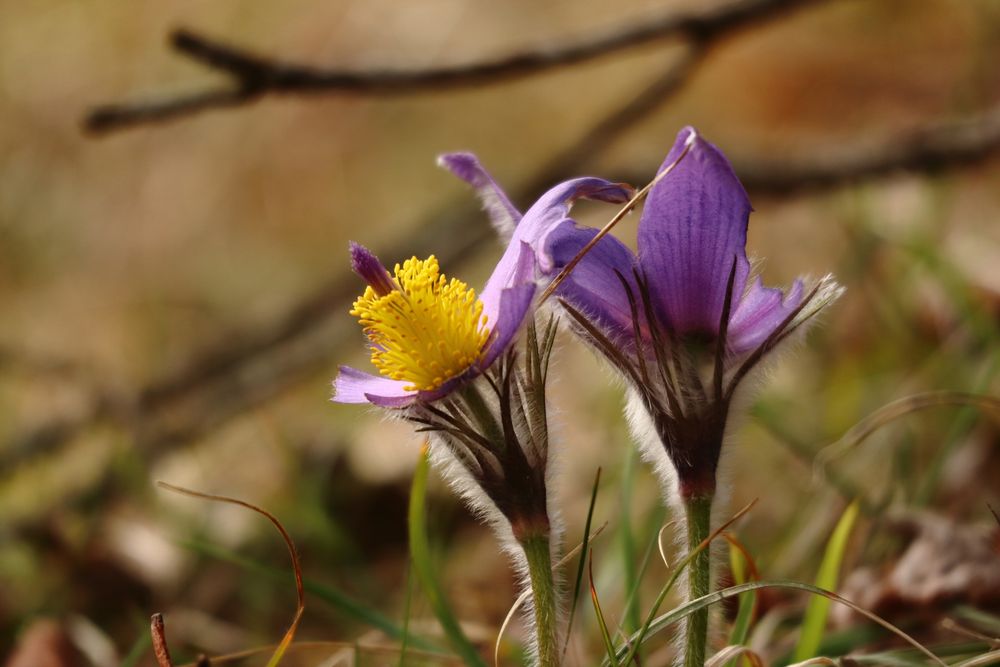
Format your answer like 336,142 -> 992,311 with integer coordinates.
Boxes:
683,493 -> 713,667
533,127 -> 843,664
411,320 -> 562,666
519,529 -> 560,667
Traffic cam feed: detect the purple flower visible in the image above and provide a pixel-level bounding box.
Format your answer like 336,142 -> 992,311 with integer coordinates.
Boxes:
332,157 -> 633,409
541,127 -> 843,497
331,157 -> 635,664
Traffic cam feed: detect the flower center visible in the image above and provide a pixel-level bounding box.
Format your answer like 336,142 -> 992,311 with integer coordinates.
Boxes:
350,255 -> 491,392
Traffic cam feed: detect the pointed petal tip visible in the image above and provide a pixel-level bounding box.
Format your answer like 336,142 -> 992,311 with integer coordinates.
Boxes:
437,151 -> 468,168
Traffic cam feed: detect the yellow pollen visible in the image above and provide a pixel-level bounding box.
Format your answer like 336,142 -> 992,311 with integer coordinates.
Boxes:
350,255 -> 491,392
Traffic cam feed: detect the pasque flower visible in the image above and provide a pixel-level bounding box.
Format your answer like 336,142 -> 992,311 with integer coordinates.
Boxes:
333,161 -> 632,409
524,127 -> 842,666
546,127 -> 842,497
333,155 -> 632,666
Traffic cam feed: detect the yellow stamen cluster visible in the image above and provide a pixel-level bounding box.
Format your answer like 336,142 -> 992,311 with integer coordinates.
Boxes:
350,255 -> 491,392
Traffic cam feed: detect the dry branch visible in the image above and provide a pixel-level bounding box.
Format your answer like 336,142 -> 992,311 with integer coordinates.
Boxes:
4,47 -> 708,504
10,0 -> 1000,524
739,108 -> 1000,194
83,0 -> 822,133
10,107 -> 1000,481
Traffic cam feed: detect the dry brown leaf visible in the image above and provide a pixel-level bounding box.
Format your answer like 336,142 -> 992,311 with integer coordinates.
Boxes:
836,512 -> 1000,624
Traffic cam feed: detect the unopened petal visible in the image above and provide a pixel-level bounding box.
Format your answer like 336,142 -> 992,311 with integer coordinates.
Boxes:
349,242 -> 396,296
638,127 -> 752,336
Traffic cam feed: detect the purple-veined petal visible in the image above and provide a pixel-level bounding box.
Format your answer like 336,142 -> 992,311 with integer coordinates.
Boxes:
438,153 -> 522,239
332,365 -> 417,407
728,277 -> 805,353
545,220 -> 639,344
638,127 -> 752,336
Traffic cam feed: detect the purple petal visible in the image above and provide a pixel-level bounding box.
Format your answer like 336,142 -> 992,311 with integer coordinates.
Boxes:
332,365 -> 417,407
520,178 -> 635,275
438,153 -> 522,238
728,278 -> 805,353
638,127 -> 752,337
545,220 -> 639,343
478,241 -> 537,367
480,281 -> 537,370
477,177 -> 634,319
479,240 -> 535,327
467,178 -> 633,365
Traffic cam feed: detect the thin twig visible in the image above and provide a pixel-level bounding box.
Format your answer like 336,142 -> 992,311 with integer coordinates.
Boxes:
618,107 -> 1000,195
23,1 -> 998,515
4,43 -> 707,488
83,0 -> 822,134
151,613 -> 174,667
11,107 -> 1000,482
156,481 -> 305,667
743,108 -> 1000,193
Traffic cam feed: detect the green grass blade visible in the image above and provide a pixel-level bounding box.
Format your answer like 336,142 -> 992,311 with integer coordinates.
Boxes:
563,467 -> 602,659
615,500 -> 757,667
398,560 -> 414,667
916,357 -> 1000,505
620,448 -> 641,635
177,538 -> 437,650
954,606 -> 1000,636
793,501 -> 860,662
119,623 -> 151,667
589,555 -> 620,667
951,648 -> 1000,667
751,400 -> 870,513
839,641 -> 993,666
781,623 -> 884,664
408,446 -> 486,667
616,514 -> 664,641
611,580 -> 944,666
725,540 -> 755,667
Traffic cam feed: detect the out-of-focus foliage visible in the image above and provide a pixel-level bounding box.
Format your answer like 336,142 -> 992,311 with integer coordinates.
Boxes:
2,0 -> 999,664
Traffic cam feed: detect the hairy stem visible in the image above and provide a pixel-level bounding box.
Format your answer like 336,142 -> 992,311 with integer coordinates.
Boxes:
520,532 -> 560,667
684,494 -> 713,667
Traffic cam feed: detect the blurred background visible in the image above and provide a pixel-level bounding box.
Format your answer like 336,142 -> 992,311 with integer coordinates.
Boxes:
2,0 -> 999,664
